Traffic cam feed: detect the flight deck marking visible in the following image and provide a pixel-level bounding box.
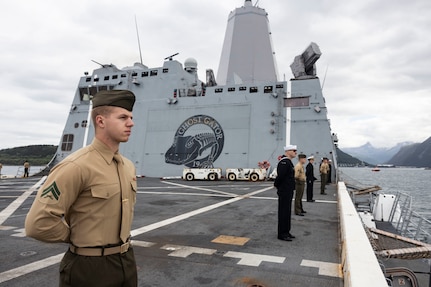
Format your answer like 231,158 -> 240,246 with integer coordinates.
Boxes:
0,176 -> 46,225
161,244 -> 216,257
138,191 -> 232,199
0,253 -> 64,284
162,180 -> 237,197
131,240 -> 156,248
0,225 -> 16,231
223,251 -> 285,267
11,228 -> 26,237
131,185 -> 273,237
212,235 -> 250,246
1,185 -> 273,284
300,259 -> 342,278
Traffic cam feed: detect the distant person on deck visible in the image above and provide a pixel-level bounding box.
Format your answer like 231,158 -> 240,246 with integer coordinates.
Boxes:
320,158 -> 329,194
0,162 -> 2,176
306,156 -> 317,202
274,144 -> 297,242
294,154 -> 307,216
327,160 -> 332,184
23,160 -> 30,177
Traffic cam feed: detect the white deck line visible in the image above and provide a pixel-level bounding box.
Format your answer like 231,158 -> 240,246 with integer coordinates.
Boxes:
0,176 -> 46,225
161,180 -> 238,197
338,182 -> 387,287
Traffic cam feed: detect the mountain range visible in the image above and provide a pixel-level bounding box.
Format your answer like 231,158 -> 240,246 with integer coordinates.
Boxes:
386,137 -> 431,167
340,136 -> 431,167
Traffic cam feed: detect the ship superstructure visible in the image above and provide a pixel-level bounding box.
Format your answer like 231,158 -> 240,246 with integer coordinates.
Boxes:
53,0 -> 337,178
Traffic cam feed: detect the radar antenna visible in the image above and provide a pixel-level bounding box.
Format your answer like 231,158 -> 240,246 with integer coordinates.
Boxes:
135,15 -> 144,65
164,53 -> 179,61
290,42 -> 321,79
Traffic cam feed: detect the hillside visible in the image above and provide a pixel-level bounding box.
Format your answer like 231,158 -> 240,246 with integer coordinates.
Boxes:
0,145 -> 57,165
336,147 -> 370,166
387,136 -> 431,167
341,141 -> 412,165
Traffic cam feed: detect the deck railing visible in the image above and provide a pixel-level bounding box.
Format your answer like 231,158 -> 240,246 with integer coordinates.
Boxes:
389,191 -> 431,244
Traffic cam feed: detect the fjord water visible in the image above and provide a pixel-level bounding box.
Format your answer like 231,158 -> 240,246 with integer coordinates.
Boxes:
340,167 -> 431,216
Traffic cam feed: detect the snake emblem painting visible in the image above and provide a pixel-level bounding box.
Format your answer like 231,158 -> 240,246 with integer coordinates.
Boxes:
165,115 -> 224,168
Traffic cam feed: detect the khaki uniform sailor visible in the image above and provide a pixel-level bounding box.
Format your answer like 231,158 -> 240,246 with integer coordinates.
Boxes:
294,154 -> 307,215
23,160 -> 30,177
320,158 -> 329,194
25,90 -> 138,287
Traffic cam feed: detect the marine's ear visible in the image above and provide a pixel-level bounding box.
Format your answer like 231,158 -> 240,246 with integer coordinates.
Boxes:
95,114 -> 105,128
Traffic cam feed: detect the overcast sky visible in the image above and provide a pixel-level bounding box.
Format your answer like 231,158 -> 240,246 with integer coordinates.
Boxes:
1,0 -> 430,149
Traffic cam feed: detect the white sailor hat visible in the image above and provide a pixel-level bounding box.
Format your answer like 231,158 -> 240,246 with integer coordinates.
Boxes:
307,156 -> 314,160
284,145 -> 297,151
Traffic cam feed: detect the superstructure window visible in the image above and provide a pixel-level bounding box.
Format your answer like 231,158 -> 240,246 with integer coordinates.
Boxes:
61,134 -> 74,151
215,88 -> 223,93
239,86 -> 247,91
150,70 -> 158,76
249,87 -> 258,93
142,71 -> 148,77
276,84 -> 284,88
163,68 -> 169,73
284,96 -> 310,107
264,86 -> 273,93
228,87 -> 236,92
121,74 -> 127,78
131,72 -> 138,77
104,76 -> 110,81
112,75 -> 118,79
85,77 -> 91,82
79,85 -> 115,101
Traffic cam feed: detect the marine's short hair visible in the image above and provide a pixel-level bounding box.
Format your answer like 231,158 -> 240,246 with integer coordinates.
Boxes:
91,106 -> 115,124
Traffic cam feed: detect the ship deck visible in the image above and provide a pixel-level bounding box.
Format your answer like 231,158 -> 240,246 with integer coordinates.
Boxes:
0,177 -> 343,287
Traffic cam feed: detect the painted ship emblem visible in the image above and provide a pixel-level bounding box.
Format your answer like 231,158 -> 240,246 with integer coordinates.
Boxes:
165,115 -> 224,168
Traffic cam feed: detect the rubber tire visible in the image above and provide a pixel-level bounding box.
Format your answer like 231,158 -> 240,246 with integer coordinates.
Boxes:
185,173 -> 194,181
250,173 -> 259,182
208,173 -> 216,181
228,173 -> 236,181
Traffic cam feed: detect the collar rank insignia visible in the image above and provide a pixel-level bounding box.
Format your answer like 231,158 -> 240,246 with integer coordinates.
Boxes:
41,182 -> 61,201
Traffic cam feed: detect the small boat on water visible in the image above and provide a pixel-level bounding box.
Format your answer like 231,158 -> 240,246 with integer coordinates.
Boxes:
372,167 -> 380,172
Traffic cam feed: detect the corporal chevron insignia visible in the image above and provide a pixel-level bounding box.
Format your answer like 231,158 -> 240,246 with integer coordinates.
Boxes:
40,182 -> 61,201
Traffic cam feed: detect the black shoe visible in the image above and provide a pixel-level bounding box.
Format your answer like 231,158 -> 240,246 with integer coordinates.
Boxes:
278,236 -> 292,241
301,210 -> 307,213
296,213 -> 304,216
307,200 -> 315,202
288,233 -> 296,239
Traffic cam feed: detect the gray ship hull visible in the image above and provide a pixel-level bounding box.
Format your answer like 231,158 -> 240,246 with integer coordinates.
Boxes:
56,73 -> 287,177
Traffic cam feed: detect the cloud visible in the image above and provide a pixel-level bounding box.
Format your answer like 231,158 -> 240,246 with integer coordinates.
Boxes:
0,0 -> 430,150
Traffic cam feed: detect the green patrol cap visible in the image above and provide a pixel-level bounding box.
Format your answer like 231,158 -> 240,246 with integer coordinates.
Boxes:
92,90 -> 136,111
